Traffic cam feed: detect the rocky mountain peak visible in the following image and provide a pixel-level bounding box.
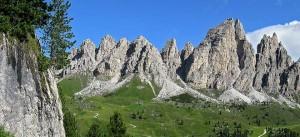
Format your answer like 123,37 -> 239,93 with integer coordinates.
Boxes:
81,39 -> 96,56
161,38 -> 181,80
201,18 -> 246,48
180,42 -> 194,61
63,39 -> 97,76
161,38 -> 178,57
186,18 -> 249,89
118,38 -> 128,46
254,32 -> 292,92
134,35 -> 151,46
96,35 -> 116,61
234,19 -> 246,40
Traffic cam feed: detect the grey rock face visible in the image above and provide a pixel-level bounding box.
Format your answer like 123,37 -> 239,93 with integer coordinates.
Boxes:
253,33 -> 292,93
96,35 -> 116,61
180,42 -> 194,62
94,37 -> 129,78
185,19 -> 249,90
178,42 -> 194,79
233,31 -> 256,92
280,60 -> 300,98
0,34 -> 65,137
121,36 -> 168,86
161,39 -> 181,80
63,39 -> 96,76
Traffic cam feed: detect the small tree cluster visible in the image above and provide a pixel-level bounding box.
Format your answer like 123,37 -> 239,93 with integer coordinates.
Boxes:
266,128 -> 299,137
211,121 -> 250,137
86,120 -> 106,137
130,110 -> 145,120
86,112 -> 127,137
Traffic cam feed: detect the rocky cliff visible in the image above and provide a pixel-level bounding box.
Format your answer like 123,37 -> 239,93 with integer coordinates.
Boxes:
0,34 -> 65,137
62,18 -> 300,107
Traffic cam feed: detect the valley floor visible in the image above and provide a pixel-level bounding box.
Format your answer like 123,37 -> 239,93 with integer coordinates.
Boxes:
58,74 -> 300,137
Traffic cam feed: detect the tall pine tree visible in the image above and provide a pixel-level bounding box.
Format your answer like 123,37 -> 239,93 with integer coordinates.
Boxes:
42,0 -> 75,69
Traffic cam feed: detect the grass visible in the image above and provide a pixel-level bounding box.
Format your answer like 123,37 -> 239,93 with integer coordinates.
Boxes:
58,74 -> 300,137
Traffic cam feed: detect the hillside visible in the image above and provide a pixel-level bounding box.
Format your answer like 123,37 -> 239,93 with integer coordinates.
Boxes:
58,74 -> 300,137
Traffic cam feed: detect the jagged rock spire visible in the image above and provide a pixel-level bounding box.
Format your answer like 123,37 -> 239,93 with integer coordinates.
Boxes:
180,42 -> 194,62
96,35 -> 116,61
185,18 -> 249,90
161,38 -> 181,80
63,39 -> 96,75
253,32 -> 292,92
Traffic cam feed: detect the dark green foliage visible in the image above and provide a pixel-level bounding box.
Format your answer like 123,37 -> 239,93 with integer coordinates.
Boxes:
267,128 -> 299,137
64,109 -> 80,137
37,53 -> 50,72
211,122 -> 250,137
41,0 -> 75,69
107,112 -> 127,137
0,127 -> 13,137
0,0 -> 49,41
130,110 -> 145,120
86,120 -> 106,137
175,119 -> 184,126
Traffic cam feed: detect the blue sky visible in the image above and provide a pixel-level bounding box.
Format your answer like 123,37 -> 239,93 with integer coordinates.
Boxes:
69,0 -> 300,53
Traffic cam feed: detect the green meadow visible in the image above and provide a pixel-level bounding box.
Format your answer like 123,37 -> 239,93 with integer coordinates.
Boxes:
58,74 -> 300,137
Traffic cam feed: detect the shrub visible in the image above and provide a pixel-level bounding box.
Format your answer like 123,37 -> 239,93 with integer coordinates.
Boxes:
107,112 -> 127,137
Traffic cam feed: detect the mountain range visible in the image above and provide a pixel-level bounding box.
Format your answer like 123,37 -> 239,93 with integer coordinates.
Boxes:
60,18 -> 300,107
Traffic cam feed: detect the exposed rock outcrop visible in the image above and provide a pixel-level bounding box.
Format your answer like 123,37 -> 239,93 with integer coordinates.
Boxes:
280,59 -> 300,98
185,19 -> 251,90
94,37 -> 129,78
95,35 -> 116,62
253,33 -> 293,93
161,39 -> 181,80
63,39 -> 96,76
0,34 -> 65,137
180,42 -> 194,62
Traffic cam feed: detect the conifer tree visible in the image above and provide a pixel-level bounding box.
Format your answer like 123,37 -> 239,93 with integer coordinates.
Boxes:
42,0 -> 75,69
87,120 -> 106,137
107,112 -> 127,137
0,0 -> 49,41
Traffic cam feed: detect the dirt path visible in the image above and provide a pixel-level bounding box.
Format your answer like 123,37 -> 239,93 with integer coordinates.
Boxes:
258,129 -> 266,137
129,124 -> 137,128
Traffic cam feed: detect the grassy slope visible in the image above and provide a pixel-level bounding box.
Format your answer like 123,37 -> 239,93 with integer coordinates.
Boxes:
58,75 -> 300,137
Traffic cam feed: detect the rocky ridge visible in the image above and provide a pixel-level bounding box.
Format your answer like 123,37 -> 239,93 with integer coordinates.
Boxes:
62,19 -> 300,107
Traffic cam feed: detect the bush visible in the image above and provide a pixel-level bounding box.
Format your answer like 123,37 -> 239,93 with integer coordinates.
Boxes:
86,119 -> 106,137
107,112 -> 127,137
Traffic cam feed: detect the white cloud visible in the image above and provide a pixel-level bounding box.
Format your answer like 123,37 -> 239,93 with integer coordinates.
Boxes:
246,20 -> 300,61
